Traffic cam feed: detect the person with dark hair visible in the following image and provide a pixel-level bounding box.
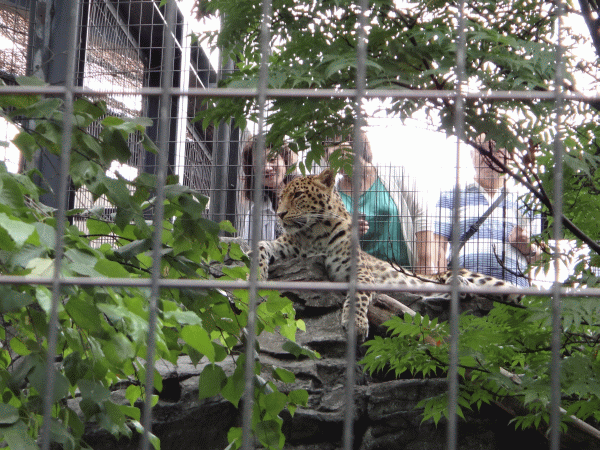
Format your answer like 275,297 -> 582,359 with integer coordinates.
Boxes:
323,130 -> 433,274
240,136 -> 296,241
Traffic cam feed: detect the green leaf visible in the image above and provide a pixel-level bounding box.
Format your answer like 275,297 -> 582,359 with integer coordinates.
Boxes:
49,418 -> 76,448
25,257 -> 54,277
263,391 -> 287,416
94,259 -> 132,278
126,385 -> 142,406
141,134 -> 158,154
70,160 -> 105,191
324,55 -> 383,79
0,286 -> 34,313
9,337 -> 31,356
34,222 -> 56,248
63,352 -> 88,386
103,333 -> 136,365
21,97 -> 62,119
35,286 -> 53,314
255,419 -> 283,449
131,421 -> 161,450
73,98 -> 106,125
198,364 -> 228,399
0,213 -> 35,247
225,427 -> 242,450
281,340 -> 320,359
103,177 -> 135,230
272,367 -> 295,384
119,404 -> 141,421
65,296 -> 103,332
0,171 -> 25,209
11,131 -> 39,160
86,217 -> 113,236
16,75 -> 46,86
0,403 -> 19,425
219,220 -> 237,234
114,239 -> 152,261
163,309 -> 203,326
100,128 -> 131,164
221,359 -> 246,407
1,420 -> 39,450
79,379 -> 111,403
103,400 -> 127,431
288,389 -> 309,406
29,360 -> 70,405
64,248 -> 101,277
181,325 -> 215,362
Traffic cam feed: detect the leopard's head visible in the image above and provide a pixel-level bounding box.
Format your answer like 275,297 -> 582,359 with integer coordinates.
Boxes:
277,169 -> 349,233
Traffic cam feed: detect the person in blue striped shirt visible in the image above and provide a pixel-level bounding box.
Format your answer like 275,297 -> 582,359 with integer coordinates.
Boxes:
432,137 -> 542,286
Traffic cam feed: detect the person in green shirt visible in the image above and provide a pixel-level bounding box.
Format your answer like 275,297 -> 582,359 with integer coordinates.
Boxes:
324,130 -> 434,274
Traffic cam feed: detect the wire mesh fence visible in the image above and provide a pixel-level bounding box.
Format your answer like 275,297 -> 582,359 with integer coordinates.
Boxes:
0,0 -> 599,449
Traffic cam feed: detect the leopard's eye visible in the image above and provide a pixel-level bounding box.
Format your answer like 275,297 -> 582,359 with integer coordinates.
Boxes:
292,191 -> 304,199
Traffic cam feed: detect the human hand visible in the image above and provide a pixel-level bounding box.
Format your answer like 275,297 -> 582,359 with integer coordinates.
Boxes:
357,218 -> 369,235
508,226 -> 528,246
509,226 -> 540,261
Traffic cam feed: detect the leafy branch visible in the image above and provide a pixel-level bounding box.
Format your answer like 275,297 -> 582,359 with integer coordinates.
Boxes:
0,77 -> 313,450
362,297 -> 600,439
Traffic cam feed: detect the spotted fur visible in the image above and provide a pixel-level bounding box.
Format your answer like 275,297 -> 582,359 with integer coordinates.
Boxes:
256,169 -> 520,341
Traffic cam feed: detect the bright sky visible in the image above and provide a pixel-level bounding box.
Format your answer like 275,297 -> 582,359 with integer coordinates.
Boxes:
0,121 -> 19,172
366,116 -> 468,200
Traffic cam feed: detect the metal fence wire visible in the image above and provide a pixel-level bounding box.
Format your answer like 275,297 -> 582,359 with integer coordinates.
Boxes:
1,0 -> 599,449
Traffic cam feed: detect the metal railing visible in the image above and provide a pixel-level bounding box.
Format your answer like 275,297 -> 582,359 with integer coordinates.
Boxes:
0,0 -> 597,449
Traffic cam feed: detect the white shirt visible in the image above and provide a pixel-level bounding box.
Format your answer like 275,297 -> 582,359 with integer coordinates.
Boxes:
241,201 -> 280,242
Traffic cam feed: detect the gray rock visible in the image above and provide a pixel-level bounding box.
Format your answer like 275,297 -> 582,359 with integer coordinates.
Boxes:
79,244 -> 566,450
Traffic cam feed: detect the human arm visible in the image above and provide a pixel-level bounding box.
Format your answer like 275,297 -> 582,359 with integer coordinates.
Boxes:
508,225 -> 543,263
415,230 -> 449,275
405,176 -> 455,274
390,167 -> 432,272
415,231 -> 450,275
510,198 -> 544,263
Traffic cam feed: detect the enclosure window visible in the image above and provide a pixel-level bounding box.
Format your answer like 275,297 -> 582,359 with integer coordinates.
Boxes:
0,4 -> 28,77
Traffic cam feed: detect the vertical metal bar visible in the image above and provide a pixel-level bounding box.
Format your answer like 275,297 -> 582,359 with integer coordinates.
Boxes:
550,2 -> 566,449
343,0 -> 368,448
209,119 -> 231,223
39,0 -> 79,447
140,2 -> 176,449
26,0 -> 49,80
447,0 -> 467,448
209,47 -> 234,224
226,126 -> 242,228
242,0 -> 272,447
174,19 -> 191,184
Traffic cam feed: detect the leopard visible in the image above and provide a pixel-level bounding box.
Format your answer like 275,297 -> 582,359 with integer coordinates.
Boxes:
255,169 -> 521,342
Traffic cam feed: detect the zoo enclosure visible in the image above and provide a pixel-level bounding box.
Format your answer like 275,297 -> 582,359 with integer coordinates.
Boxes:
0,0 -> 598,449
0,0 -> 234,223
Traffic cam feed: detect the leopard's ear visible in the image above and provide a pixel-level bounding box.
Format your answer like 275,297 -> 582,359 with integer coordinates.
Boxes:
317,169 -> 336,188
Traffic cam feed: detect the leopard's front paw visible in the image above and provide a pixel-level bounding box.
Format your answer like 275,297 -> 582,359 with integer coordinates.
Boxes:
341,310 -> 370,343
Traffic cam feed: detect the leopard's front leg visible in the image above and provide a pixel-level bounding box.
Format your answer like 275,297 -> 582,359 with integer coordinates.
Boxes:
252,237 -> 298,281
253,240 -> 274,281
340,267 -> 374,342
